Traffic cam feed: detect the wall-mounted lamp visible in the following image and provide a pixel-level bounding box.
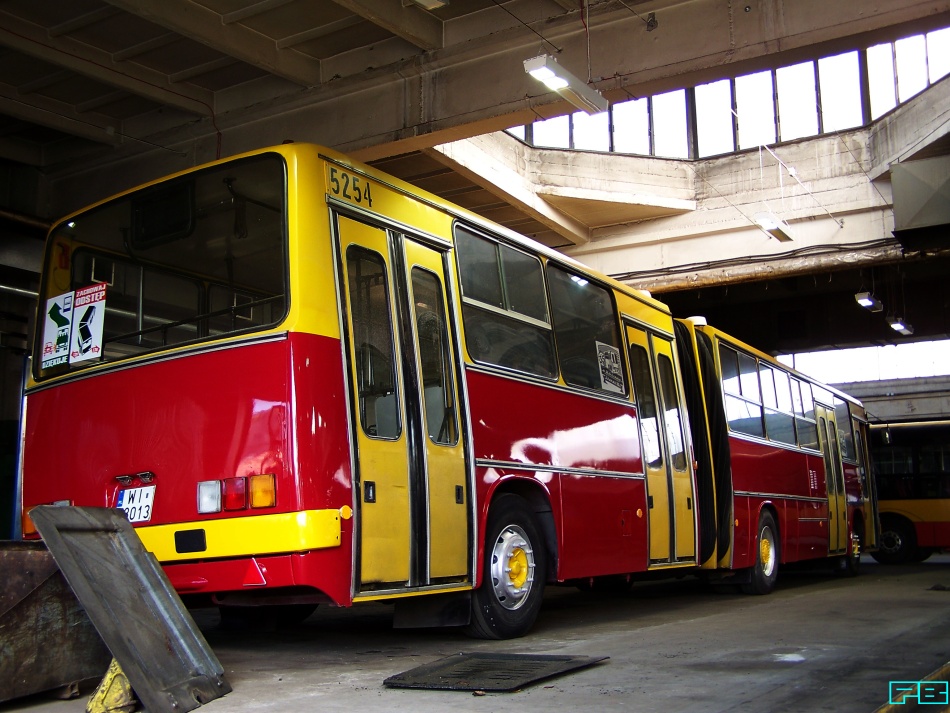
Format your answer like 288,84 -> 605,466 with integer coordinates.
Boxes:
753,211 -> 794,242
523,54 -> 608,115
854,291 -> 883,312
888,315 -> 914,336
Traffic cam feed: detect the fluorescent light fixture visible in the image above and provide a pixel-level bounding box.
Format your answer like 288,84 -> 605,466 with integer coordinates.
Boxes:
753,211 -> 794,242
523,54 -> 608,115
406,0 -> 447,9
854,291 -> 883,312
888,315 -> 914,336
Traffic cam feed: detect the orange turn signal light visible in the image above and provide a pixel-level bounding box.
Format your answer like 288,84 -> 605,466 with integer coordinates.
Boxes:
249,473 -> 276,508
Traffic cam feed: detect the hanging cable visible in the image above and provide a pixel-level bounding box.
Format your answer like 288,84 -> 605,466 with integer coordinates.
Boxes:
489,0 -> 562,53
580,0 -> 592,82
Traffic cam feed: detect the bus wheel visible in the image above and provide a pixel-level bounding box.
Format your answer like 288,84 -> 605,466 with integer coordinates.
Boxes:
871,519 -> 917,564
466,494 -> 547,639
742,511 -> 779,595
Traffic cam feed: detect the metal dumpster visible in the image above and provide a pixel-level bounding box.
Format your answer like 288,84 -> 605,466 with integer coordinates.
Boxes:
0,540 -> 111,703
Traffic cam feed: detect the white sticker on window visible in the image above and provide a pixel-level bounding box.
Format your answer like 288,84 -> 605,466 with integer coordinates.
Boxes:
69,283 -> 107,364
41,293 -> 73,369
40,284 -> 107,369
596,341 -> 624,394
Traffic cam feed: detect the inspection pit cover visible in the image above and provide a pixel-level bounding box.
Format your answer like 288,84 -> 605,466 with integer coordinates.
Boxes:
384,652 -> 608,692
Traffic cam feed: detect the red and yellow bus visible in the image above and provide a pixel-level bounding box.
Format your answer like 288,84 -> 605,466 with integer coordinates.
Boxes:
870,421 -> 950,563
19,143 -> 876,638
676,322 -> 878,590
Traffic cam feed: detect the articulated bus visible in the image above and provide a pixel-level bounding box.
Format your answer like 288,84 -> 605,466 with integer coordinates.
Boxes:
870,421 -> 950,563
19,143 -> 876,638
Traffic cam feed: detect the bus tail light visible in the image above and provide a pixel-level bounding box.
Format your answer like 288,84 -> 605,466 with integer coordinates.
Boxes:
198,475 -> 275,514
248,474 -> 276,508
197,480 -> 222,513
223,477 -> 247,511
21,500 -> 72,537
22,507 -> 38,537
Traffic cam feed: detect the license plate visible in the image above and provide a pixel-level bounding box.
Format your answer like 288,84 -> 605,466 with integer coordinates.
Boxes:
116,485 -> 156,523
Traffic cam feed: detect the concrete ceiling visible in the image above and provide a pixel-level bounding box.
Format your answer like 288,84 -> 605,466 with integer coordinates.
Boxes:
1,0 -> 949,358
2,0 -> 947,227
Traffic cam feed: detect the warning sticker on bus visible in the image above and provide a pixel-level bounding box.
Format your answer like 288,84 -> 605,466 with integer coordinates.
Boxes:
596,341 -> 624,394
41,292 -> 73,369
40,284 -> 107,369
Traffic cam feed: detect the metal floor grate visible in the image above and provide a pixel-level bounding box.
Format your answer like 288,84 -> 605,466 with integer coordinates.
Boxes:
384,652 -> 608,692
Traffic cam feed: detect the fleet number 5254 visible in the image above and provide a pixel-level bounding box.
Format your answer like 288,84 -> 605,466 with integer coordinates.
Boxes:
328,166 -> 374,208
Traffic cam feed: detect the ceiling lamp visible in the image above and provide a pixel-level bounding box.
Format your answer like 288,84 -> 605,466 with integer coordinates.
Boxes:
854,291 -> 883,312
523,54 -> 608,115
888,315 -> 914,336
754,212 -> 794,242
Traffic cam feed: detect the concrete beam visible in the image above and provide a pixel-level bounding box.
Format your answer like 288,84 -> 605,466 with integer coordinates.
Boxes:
0,9 -> 212,116
0,92 -> 120,148
868,74 -> 950,179
835,375 -> 950,422
332,0 -> 443,50
428,133 -> 591,245
101,0 -> 322,87
561,127 -> 898,290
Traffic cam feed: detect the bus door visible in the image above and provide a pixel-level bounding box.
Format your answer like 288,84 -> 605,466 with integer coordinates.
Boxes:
816,403 -> 848,554
626,324 -> 696,564
336,214 -> 468,593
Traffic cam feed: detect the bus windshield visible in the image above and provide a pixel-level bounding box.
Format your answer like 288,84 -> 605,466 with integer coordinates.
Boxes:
35,152 -> 288,381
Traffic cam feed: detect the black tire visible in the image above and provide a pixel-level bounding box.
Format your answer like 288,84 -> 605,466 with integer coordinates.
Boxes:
871,519 -> 918,564
742,511 -> 779,595
837,524 -> 862,577
466,494 -> 547,639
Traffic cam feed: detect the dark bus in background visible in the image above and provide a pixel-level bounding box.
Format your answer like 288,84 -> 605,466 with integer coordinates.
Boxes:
871,421 -> 950,563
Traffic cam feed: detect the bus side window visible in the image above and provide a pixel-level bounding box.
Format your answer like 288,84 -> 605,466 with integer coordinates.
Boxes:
346,247 -> 400,439
761,364 -> 796,446
794,380 -> 819,450
547,265 -> 626,395
834,398 -> 856,461
719,343 -> 764,438
455,226 -> 557,378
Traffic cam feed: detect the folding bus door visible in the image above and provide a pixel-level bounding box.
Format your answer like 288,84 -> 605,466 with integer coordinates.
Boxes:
816,403 -> 848,554
626,324 -> 696,565
337,213 -> 468,593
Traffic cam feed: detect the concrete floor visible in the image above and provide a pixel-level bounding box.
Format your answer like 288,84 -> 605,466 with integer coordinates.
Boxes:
6,556 -> 950,713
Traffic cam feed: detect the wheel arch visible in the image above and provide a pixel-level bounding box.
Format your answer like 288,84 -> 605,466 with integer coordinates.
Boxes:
478,478 -> 558,586
754,501 -> 782,561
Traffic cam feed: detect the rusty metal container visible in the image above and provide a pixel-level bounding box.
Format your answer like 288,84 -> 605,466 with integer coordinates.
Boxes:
0,541 -> 111,703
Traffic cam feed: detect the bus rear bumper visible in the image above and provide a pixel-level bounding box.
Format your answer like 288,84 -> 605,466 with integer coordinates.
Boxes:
161,550 -> 350,605
136,508 -> 345,562
136,509 -> 354,606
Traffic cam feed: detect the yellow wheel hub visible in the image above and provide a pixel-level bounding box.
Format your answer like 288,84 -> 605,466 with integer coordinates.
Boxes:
490,524 -> 535,610
508,547 -> 528,589
760,537 -> 772,565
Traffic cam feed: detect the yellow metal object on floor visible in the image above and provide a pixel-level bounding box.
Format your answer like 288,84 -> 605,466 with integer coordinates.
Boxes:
86,658 -> 137,713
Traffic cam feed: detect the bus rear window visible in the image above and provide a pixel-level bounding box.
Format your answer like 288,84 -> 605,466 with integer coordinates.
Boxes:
36,154 -> 288,380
